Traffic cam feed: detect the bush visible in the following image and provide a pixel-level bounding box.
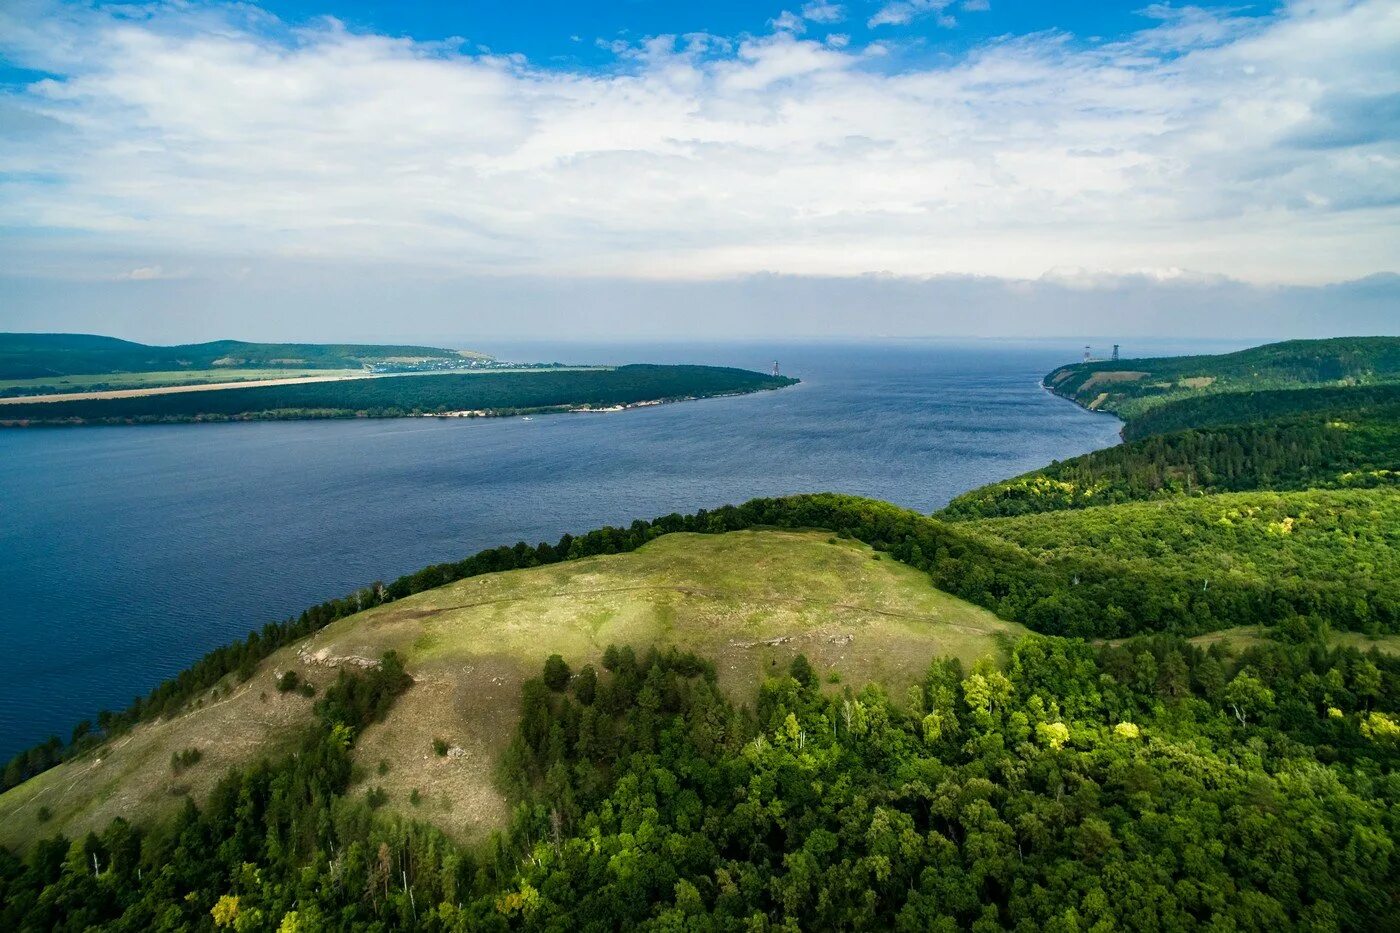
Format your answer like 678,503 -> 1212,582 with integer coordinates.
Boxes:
276,670 -> 300,693
170,747 -> 203,774
432,737 -> 448,756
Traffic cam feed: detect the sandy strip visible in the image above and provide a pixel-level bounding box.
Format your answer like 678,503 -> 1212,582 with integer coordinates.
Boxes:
0,367 -> 609,405
0,372 -> 380,404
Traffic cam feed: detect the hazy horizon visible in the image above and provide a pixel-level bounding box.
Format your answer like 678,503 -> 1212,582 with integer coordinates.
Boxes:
3,0 -> 1398,342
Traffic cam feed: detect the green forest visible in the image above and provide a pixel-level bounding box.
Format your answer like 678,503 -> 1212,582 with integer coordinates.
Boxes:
942,393 -> 1400,519
2,337 -> 1398,929
0,365 -> 797,425
1045,336 -> 1400,421
3,638 -> 1396,930
0,334 -> 473,381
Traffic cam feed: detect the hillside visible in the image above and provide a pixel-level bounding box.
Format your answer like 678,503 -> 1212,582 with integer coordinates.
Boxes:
943,388 -> 1400,519
1044,336 -> 1400,421
0,364 -> 797,425
0,529 -> 1019,850
0,333 -> 483,382
956,487 -> 1399,638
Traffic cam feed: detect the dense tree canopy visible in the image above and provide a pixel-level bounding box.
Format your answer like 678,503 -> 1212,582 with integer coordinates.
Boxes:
4,638 -> 1396,930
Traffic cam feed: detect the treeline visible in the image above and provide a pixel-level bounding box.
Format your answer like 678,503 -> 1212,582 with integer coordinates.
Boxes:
942,408 -> 1399,519
1,365 -> 796,425
7,636 -> 1396,929
1122,383 -> 1400,440
1045,336 -> 1400,419
11,487 -> 1396,793
0,333 -> 466,380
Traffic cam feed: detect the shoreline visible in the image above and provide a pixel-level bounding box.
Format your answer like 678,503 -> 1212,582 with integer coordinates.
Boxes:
0,383 -> 796,428
0,365 -> 610,405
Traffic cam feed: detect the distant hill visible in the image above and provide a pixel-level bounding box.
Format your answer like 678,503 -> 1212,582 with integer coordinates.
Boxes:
0,333 -> 483,380
0,365 -> 797,425
1044,336 -> 1400,421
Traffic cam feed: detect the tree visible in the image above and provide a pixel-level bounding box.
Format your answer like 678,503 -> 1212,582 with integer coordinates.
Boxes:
1224,670 -> 1275,724
574,664 -> 598,705
543,655 -> 571,692
790,655 -> 817,689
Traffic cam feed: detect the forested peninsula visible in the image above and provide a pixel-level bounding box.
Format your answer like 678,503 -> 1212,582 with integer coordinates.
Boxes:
2,337 -> 1397,931
0,365 -> 797,426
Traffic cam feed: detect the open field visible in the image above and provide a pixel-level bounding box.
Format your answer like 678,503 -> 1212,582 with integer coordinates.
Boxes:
1184,626 -> 1400,656
0,529 -> 1019,849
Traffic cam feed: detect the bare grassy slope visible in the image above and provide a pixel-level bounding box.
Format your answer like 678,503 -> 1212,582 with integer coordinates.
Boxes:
0,529 -> 1019,848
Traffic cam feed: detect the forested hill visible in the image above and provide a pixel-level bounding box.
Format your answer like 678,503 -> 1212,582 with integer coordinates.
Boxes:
943,342 -> 1400,520
942,385 -> 1400,519
0,365 -> 797,426
0,333 -> 481,380
1044,336 -> 1400,421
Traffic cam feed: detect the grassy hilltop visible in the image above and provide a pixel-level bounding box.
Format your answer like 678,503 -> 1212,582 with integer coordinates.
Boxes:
2,335 -> 1397,930
0,530 -> 1018,849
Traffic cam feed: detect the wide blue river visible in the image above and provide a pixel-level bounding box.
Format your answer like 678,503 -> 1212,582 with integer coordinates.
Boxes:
0,339 -> 1180,758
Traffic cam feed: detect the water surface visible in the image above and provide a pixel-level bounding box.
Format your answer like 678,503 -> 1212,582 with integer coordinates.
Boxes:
0,340 -> 1133,756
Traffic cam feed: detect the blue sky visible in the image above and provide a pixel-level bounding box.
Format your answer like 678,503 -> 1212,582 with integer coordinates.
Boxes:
245,0 -> 1202,66
0,0 -> 1396,341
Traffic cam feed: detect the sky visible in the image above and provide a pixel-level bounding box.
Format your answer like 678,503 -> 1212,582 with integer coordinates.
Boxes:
0,0 -> 1397,343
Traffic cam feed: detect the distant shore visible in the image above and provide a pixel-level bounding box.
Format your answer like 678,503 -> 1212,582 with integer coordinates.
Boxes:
0,365 -> 799,427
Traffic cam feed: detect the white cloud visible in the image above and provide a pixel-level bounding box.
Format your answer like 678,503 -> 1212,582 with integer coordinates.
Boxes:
115,265 -> 177,281
801,2 -> 846,24
770,11 -> 806,33
867,0 -> 956,29
0,0 -> 1396,288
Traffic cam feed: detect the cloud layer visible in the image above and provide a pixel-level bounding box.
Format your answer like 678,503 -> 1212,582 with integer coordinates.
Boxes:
0,0 -> 1397,290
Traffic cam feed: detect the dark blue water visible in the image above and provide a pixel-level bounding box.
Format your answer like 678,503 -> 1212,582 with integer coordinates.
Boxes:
0,340 -> 1133,757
